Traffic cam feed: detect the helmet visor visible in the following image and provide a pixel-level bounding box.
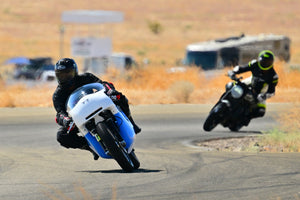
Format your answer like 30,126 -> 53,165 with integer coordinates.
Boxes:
258,57 -> 273,70
55,68 -> 76,85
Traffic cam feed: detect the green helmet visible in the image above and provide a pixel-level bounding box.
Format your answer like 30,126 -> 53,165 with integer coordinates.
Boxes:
258,50 -> 274,70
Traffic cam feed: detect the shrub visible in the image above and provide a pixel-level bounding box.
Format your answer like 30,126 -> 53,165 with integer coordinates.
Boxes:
168,81 -> 194,103
147,20 -> 163,35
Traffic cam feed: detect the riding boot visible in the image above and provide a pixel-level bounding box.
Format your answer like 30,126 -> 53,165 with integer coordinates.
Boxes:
80,145 -> 99,160
128,115 -> 141,134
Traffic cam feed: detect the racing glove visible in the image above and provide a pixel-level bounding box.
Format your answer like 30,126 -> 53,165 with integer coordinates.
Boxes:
109,91 -> 122,102
62,116 -> 72,128
56,113 -> 73,128
102,81 -> 122,102
103,81 -> 116,95
227,70 -> 236,79
63,116 -> 76,133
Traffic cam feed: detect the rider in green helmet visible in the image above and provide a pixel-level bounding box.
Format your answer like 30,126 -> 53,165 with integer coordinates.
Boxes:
228,50 -> 278,125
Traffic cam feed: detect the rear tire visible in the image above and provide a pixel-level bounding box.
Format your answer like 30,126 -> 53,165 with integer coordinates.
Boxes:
229,124 -> 243,132
96,121 -> 135,172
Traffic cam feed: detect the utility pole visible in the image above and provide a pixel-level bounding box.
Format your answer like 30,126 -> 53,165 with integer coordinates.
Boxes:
59,25 -> 65,58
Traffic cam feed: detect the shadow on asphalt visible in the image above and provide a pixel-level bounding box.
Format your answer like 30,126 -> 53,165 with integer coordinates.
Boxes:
78,168 -> 163,174
205,130 -> 263,135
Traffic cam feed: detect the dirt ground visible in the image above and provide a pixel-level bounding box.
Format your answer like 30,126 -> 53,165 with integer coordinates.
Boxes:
196,136 -> 271,152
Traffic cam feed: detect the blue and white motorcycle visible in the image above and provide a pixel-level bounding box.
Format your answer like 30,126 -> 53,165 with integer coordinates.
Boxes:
66,83 -> 140,172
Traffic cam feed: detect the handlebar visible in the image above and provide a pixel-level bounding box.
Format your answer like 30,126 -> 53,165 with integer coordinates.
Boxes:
226,71 -> 242,82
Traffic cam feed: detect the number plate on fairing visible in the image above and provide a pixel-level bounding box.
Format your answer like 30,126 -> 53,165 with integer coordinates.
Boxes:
95,134 -> 101,142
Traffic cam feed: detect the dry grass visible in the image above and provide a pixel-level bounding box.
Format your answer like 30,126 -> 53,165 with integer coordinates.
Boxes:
259,129 -> 300,152
0,83 -> 54,107
256,104 -> 300,152
102,65 -> 204,104
0,61 -> 300,107
110,61 -> 300,105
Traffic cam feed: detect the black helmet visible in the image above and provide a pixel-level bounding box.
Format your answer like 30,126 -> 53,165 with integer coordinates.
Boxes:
258,50 -> 274,70
55,58 -> 78,86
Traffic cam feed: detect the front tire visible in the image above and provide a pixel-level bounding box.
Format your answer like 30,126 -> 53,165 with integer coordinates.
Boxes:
203,112 -> 218,132
96,121 -> 135,172
203,103 -> 225,131
129,149 -> 140,169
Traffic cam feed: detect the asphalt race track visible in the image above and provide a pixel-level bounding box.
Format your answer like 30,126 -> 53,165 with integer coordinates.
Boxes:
0,104 -> 299,200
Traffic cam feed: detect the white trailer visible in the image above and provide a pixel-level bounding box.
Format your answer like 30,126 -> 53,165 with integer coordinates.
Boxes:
183,34 -> 290,70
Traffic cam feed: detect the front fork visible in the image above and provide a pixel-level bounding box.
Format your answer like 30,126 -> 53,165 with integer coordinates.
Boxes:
83,110 -> 135,159
84,131 -> 111,158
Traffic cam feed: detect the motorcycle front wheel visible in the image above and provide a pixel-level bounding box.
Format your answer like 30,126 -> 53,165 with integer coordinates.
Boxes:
96,121 -> 136,172
203,103 -> 227,131
203,103 -> 226,132
129,149 -> 140,169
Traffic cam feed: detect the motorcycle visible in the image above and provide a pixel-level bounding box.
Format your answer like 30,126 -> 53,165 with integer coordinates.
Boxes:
203,74 -> 258,132
66,83 -> 140,172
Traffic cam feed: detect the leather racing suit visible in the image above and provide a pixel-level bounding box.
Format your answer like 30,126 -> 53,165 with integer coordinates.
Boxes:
53,72 -> 134,150
232,59 -> 278,119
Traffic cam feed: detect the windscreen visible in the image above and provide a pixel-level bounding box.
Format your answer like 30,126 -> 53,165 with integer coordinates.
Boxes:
66,83 -> 105,111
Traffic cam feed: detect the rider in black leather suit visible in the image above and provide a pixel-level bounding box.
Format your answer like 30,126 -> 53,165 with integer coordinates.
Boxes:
52,58 -> 141,160
228,50 -> 279,124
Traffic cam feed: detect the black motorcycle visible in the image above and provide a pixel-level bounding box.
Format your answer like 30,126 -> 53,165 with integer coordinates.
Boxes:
203,73 -> 258,132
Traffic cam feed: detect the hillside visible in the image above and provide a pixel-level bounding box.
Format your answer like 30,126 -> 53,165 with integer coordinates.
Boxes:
1,0 -> 300,65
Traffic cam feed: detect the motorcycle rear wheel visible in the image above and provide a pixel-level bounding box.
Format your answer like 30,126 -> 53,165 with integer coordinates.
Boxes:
229,124 -> 242,132
96,121 -> 135,172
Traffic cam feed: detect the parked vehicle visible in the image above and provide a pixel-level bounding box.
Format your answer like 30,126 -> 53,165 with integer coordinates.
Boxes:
203,74 -> 259,132
13,57 -> 55,81
83,53 -> 138,74
109,52 -> 138,70
66,83 -> 140,172
36,66 -> 56,81
182,34 -> 290,70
